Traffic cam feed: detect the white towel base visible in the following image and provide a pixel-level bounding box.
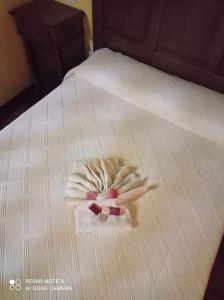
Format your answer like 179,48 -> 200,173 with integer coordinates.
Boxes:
75,200 -> 131,233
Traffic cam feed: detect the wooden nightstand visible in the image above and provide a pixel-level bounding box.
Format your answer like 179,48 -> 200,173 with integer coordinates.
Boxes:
11,0 -> 86,97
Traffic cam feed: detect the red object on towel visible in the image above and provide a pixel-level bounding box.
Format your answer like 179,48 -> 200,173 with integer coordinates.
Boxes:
86,191 -> 97,200
89,203 -> 123,216
89,203 -> 102,215
109,207 -> 121,215
107,188 -> 118,198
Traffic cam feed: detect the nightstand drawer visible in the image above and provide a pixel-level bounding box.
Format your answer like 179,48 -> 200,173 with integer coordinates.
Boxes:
51,14 -> 84,47
16,17 -> 52,45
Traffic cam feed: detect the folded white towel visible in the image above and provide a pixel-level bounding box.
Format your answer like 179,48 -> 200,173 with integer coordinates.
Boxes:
65,157 -> 153,232
65,158 -> 147,200
75,200 -> 131,233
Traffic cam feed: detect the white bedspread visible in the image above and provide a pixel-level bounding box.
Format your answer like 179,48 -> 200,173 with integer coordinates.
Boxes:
72,48 -> 224,145
1,49 -> 224,300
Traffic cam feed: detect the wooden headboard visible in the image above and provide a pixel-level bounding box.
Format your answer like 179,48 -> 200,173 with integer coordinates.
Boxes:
93,0 -> 224,93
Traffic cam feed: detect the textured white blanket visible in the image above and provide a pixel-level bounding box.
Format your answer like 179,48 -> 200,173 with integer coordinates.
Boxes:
71,48 -> 224,145
1,49 -> 224,300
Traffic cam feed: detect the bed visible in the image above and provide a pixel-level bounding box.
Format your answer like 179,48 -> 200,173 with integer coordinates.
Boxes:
1,1 -> 224,300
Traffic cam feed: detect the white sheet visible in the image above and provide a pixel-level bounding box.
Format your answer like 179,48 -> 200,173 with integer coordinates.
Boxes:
71,48 -> 224,145
1,49 -> 224,300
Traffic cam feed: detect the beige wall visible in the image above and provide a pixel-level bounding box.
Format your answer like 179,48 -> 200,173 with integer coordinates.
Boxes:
0,0 -> 33,106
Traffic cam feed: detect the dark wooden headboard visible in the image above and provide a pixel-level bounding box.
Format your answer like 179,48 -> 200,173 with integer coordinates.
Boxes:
93,0 -> 224,93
